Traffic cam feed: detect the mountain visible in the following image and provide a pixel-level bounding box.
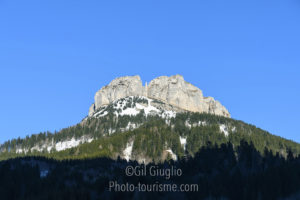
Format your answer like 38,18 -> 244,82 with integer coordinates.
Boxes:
89,75 -> 230,117
0,75 -> 299,163
2,75 -> 300,200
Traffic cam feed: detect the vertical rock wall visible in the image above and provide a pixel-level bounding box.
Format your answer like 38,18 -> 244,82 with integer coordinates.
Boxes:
88,75 -> 230,118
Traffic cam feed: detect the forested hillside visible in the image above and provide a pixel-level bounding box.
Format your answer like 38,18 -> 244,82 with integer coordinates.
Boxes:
1,112 -> 299,162
2,140 -> 300,200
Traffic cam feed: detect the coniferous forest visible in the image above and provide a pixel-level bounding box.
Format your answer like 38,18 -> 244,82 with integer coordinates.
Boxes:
1,0 -> 300,198
1,112 -> 300,199
1,140 -> 300,200
1,112 -> 300,162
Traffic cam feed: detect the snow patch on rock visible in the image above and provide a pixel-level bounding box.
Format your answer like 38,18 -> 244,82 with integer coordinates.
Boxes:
25,136 -> 94,153
123,141 -> 134,161
55,138 -> 81,152
91,96 -> 177,120
180,136 -> 187,151
108,128 -> 116,135
219,124 -> 229,136
198,121 -> 207,126
120,107 -> 140,116
162,110 -> 176,119
166,149 -> 177,161
137,99 -> 160,116
93,106 -> 108,118
185,121 -> 192,129
16,148 -> 29,154
120,122 -> 141,132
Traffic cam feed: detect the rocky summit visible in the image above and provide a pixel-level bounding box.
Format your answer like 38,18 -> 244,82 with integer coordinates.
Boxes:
88,75 -> 230,118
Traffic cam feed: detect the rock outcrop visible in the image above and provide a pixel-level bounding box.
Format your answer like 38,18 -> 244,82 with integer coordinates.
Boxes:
89,75 -> 230,117
147,75 -> 205,113
89,76 -> 144,116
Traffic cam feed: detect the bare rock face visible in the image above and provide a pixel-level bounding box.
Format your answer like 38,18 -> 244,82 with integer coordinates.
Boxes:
147,75 -> 230,117
88,103 -> 96,117
203,97 -> 231,118
90,76 -> 144,116
147,75 -> 205,113
89,75 -> 230,118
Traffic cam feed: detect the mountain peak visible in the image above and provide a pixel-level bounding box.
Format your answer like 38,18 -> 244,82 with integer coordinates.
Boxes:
89,75 -> 230,118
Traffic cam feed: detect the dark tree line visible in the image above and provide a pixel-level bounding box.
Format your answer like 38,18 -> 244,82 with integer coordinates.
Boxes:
1,140 -> 300,200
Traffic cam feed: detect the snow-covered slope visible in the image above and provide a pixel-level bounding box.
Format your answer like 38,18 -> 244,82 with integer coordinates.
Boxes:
16,136 -> 94,154
91,96 -> 177,119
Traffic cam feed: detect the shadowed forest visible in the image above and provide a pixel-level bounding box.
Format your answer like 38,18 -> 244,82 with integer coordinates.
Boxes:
1,140 -> 300,200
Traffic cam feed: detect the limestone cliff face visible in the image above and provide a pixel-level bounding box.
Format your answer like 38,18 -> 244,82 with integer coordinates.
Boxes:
147,75 -> 205,113
89,75 -> 230,118
89,76 -> 144,116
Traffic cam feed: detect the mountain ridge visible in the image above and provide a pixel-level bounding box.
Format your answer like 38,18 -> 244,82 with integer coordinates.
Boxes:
1,76 -> 300,164
89,75 -> 230,118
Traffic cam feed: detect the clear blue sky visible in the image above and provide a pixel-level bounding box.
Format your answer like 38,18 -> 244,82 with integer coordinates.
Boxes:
0,0 -> 299,143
